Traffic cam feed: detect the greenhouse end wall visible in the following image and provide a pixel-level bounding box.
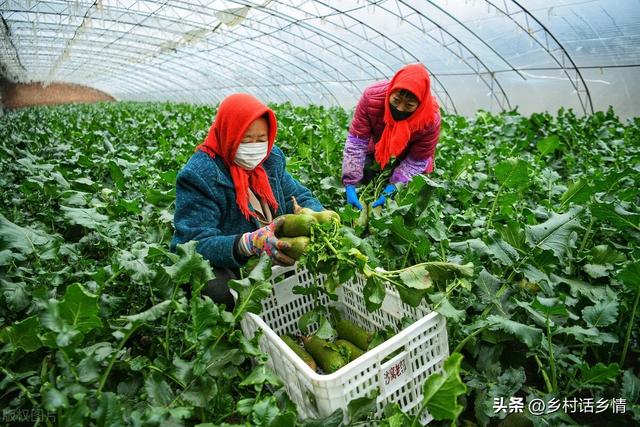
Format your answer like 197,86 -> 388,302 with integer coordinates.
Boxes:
0,81 -> 114,109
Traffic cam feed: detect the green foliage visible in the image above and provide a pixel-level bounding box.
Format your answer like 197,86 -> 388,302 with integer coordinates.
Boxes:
1,102 -> 638,426
420,353 -> 467,424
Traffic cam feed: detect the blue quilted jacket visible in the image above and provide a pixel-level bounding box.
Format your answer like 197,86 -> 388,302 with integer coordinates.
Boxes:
171,146 -> 323,268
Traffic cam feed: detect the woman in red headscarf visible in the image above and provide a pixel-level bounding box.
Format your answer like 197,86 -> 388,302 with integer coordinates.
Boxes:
171,93 -> 323,309
342,64 -> 441,209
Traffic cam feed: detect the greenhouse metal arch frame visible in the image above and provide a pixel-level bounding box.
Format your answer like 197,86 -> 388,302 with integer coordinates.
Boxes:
1,0 -> 638,117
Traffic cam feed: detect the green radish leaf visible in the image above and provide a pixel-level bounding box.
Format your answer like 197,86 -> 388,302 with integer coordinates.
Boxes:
591,202 -> 640,231
561,178 -> 596,206
269,412 -> 296,427
43,386 -> 69,411
425,218 -> 448,242
363,276 -> 386,311
173,357 -> 194,384
582,297 -> 618,328
398,265 -> 432,290
230,280 -> 272,317
121,300 -> 171,326
623,369 -> 640,402
483,368 -> 526,419
61,206 -> 109,230
95,392 -> 125,427
450,239 -> 491,257
531,297 -> 569,317
251,396 -> 280,427
144,373 -> 174,406
474,268 -> 501,305
41,283 -> 101,335
298,309 -> 319,334
1,279 -> 30,312
72,177 -> 96,191
524,207 -> 583,262
552,274 -> 608,303
555,326 -> 601,342
299,408 -> 343,427
486,315 -> 543,348
324,273 -> 340,295
619,262 -> 640,291
560,169 -> 630,207
496,222 -> 526,251
486,230 -> 519,266
589,245 -> 626,265
108,160 -> 126,190
516,299 -> 551,328
381,403 -> 412,426
430,292 -> 465,322
0,213 -> 55,254
579,362 -> 620,385
240,364 -> 282,387
421,353 -> 467,423
390,216 -> 416,242
249,253 -> 275,281
188,296 -> 227,344
421,261 -> 474,283
164,241 -> 215,295
397,284 -> 427,307
536,135 -> 560,156
0,315 -> 42,352
348,391 -> 378,422
146,188 -> 175,207
495,158 -> 529,189
237,398 -> 255,415
117,243 -> 154,283
0,249 -> 13,265
315,315 -> 336,340
583,263 -> 610,278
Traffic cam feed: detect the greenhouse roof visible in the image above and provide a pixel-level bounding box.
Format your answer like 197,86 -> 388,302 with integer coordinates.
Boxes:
1,0 -> 639,116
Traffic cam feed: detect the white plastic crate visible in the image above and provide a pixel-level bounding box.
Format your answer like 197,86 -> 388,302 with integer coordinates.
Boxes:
239,264 -> 449,425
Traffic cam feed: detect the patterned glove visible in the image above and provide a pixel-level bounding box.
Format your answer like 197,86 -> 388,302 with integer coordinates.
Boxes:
238,217 -> 294,266
371,183 -> 397,208
345,185 -> 363,210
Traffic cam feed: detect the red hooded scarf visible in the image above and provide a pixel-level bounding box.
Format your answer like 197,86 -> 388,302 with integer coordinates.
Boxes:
375,64 -> 439,170
196,93 -> 278,220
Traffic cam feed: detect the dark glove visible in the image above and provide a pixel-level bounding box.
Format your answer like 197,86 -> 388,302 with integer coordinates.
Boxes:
345,185 -> 363,210
371,184 -> 396,208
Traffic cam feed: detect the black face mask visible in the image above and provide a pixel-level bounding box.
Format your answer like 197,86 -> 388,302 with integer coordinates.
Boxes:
389,104 -> 413,121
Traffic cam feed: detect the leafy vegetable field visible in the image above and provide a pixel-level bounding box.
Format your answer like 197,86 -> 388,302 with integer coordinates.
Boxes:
1,102 -> 639,426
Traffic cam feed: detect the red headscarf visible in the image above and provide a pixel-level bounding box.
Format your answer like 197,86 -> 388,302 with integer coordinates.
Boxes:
196,93 -> 278,220
375,64 -> 439,170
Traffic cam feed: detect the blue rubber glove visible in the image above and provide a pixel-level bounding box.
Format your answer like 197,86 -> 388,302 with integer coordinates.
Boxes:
345,185 -> 363,210
372,184 -> 397,208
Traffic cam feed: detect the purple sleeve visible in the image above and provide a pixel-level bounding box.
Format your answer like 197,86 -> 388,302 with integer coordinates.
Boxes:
390,156 -> 432,185
342,133 -> 369,186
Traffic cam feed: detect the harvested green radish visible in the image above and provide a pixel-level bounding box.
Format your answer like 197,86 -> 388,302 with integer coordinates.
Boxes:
279,236 -> 310,259
281,335 -> 317,371
302,336 -> 347,373
336,339 -> 365,362
335,319 -> 373,351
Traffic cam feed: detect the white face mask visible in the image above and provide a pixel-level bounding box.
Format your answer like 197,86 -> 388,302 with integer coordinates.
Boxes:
234,142 -> 269,170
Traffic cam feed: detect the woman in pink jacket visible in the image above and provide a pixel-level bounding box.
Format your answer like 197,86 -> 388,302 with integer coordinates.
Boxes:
342,64 -> 441,209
